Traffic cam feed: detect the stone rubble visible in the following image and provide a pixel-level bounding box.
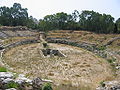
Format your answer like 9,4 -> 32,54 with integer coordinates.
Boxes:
96,81 -> 120,90
0,72 -> 52,90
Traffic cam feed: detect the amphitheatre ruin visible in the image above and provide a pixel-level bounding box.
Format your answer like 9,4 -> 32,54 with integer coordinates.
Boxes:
0,26 -> 120,90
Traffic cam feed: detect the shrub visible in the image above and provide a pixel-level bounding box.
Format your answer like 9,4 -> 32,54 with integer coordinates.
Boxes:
107,58 -> 117,74
6,81 -> 19,89
0,67 -> 7,72
100,81 -> 105,87
42,83 -> 53,90
43,43 -> 48,48
107,58 -> 116,64
97,45 -> 106,50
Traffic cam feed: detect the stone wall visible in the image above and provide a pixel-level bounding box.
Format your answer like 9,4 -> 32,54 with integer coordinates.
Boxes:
4,39 -> 39,49
0,26 -> 39,39
46,38 -> 107,58
104,37 -> 120,46
0,26 -> 28,31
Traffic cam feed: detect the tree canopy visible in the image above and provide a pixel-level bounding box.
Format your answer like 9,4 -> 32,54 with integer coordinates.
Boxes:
0,3 -> 28,26
0,3 -> 120,34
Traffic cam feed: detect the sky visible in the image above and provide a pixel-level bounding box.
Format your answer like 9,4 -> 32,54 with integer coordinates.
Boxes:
0,0 -> 120,20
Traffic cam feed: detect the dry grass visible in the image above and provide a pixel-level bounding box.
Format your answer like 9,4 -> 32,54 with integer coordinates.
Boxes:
47,30 -> 120,45
1,30 -> 120,89
3,43 -> 114,89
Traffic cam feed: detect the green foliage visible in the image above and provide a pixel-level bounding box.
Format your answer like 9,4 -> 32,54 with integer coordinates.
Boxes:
107,58 -> 116,64
42,83 -> 53,90
116,18 -> 120,33
38,10 -> 117,34
6,81 -> 19,89
27,16 -> 38,29
0,3 -> 28,26
0,3 -> 119,33
97,46 -> 106,50
100,81 -> 105,87
107,58 -> 117,75
79,10 -> 115,33
0,67 -> 7,72
43,43 -> 49,48
0,24 -> 1,26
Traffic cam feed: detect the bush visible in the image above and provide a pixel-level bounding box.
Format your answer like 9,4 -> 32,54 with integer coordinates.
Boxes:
97,45 -> 106,50
107,58 -> 116,64
0,67 -> 7,72
6,81 -> 19,89
42,83 -> 53,90
100,81 -> 105,87
43,43 -> 48,48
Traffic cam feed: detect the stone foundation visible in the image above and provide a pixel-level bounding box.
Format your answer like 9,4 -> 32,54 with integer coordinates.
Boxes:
42,49 -> 66,57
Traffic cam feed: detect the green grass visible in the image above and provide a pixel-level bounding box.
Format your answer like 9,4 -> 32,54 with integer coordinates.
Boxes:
6,81 -> 19,89
107,58 -> 117,76
42,83 -> 53,90
0,67 -> 7,72
97,45 -> 106,50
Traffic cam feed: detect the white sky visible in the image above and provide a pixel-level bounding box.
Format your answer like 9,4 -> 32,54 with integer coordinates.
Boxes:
0,0 -> 120,20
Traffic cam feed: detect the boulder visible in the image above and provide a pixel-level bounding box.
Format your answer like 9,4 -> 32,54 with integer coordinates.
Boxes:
5,88 -> 17,90
0,72 -> 13,79
0,72 -> 52,90
96,81 -> 120,90
32,77 -> 44,90
15,74 -> 32,84
42,49 -> 66,57
2,78 -> 13,84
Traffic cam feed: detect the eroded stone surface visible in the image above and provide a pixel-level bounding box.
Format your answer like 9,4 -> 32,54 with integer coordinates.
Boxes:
96,81 -> 120,90
42,48 -> 66,57
0,72 -> 52,90
0,72 -> 13,79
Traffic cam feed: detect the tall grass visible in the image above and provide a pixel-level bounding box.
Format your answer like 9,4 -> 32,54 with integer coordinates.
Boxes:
0,67 -> 7,72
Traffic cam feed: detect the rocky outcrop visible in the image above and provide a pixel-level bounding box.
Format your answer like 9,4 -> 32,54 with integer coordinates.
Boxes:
104,37 -> 120,46
96,81 -> 120,90
0,45 -> 4,50
0,72 -> 52,90
42,49 -> 66,57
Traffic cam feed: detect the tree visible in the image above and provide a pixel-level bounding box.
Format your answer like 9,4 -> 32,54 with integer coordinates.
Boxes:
44,15 -> 57,30
38,19 -> 48,31
0,6 -> 12,26
38,12 -> 70,30
79,10 -> 115,33
54,12 -> 68,29
116,18 -> 120,33
27,16 -> 38,29
11,3 -> 28,26
0,3 -> 28,26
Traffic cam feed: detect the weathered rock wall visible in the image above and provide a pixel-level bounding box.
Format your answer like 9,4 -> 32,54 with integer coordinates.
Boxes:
0,26 -> 28,31
47,38 -> 107,58
4,39 -> 39,49
0,26 -> 39,39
